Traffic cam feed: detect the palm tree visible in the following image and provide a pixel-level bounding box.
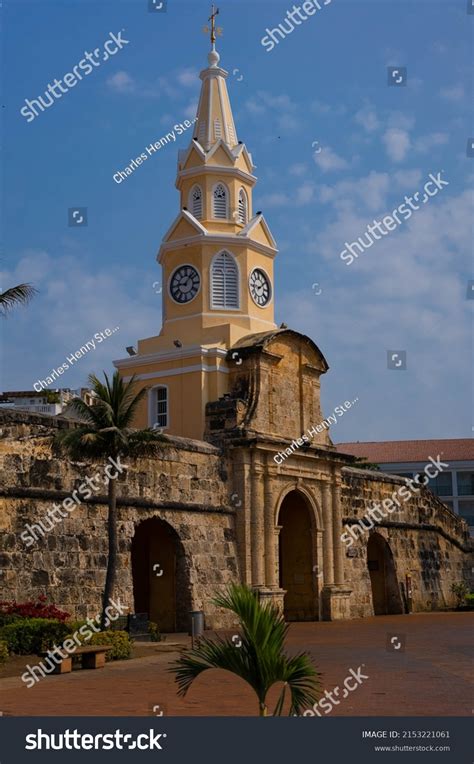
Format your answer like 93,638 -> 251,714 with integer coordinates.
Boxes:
171,583 -> 321,716
0,283 -> 37,316
55,371 -> 167,629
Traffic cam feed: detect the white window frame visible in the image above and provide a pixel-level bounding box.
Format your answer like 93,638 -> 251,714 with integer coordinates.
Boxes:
148,384 -> 169,431
210,250 -> 240,311
212,182 -> 229,220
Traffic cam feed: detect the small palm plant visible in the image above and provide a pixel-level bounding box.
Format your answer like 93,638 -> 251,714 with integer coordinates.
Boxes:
171,583 -> 321,716
55,371 -> 167,629
0,283 -> 37,316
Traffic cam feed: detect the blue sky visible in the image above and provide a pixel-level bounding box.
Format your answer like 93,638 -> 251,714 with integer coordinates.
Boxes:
2,0 -> 473,441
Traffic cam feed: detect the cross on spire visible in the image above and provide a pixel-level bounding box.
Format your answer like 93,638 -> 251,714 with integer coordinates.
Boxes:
203,4 -> 222,48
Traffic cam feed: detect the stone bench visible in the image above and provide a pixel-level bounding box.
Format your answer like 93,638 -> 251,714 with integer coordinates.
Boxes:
39,645 -> 112,673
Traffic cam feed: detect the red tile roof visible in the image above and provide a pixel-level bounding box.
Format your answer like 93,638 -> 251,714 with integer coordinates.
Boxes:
335,439 -> 474,463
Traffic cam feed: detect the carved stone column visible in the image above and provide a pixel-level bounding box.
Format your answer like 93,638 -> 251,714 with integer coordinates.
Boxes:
264,469 -> 277,587
251,452 -> 265,587
321,480 -> 334,586
332,480 -> 345,585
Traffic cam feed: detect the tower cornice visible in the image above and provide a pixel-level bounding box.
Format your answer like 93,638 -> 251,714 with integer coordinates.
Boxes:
157,232 -> 278,264
176,165 -> 257,189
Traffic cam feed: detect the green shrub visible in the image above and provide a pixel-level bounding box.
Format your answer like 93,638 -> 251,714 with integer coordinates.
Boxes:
148,621 -> 162,642
0,614 -> 21,628
466,593 -> 474,604
0,639 -> 9,664
89,630 -> 132,661
451,582 -> 469,607
0,618 -> 70,655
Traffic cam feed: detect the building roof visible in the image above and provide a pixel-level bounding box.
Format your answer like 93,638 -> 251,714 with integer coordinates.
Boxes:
0,390 -> 52,399
336,439 -> 474,463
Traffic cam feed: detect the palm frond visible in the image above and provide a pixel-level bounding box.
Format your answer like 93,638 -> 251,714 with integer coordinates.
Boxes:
0,283 -> 38,314
171,584 -> 321,716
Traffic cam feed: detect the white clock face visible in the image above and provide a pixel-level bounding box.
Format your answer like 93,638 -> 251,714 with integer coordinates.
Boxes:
249,268 -> 271,307
169,265 -> 200,304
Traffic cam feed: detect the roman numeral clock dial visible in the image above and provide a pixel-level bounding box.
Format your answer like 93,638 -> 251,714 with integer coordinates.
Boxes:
249,268 -> 271,307
169,265 -> 200,303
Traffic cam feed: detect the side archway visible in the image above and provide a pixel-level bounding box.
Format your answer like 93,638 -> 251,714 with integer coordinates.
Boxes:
367,533 -> 403,615
131,517 -> 191,632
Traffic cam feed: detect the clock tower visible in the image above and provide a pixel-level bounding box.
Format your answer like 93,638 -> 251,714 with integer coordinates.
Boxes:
114,18 -> 278,440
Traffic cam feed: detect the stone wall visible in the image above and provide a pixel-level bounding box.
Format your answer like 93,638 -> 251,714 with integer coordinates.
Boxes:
0,409 -> 472,630
0,409 -> 240,630
340,467 -> 472,618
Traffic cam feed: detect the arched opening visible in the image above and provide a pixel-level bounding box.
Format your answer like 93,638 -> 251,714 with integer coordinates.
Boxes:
367,533 -> 403,615
278,491 -> 318,621
131,518 -> 190,632
189,185 -> 203,219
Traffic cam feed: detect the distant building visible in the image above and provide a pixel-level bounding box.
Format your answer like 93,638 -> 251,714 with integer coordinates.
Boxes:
0,388 -> 96,416
336,439 -> 474,532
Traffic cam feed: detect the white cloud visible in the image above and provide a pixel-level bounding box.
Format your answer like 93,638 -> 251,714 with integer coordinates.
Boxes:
313,147 -> 349,173
317,171 -> 390,213
106,71 -> 135,93
244,91 -> 300,135
439,84 -> 465,102
258,192 -> 289,208
176,68 -> 199,87
382,128 -> 411,162
183,98 -> 198,120
354,104 -> 380,133
289,163 -> 307,177
1,252 -> 159,391
393,169 -> 423,189
277,184 -> 472,439
296,183 -> 315,204
414,132 -> 449,154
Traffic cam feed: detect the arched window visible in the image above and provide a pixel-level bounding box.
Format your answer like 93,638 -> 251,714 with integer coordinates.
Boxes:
211,251 -> 239,309
238,188 -> 248,224
190,185 -> 202,219
213,183 -> 228,219
149,386 -> 168,429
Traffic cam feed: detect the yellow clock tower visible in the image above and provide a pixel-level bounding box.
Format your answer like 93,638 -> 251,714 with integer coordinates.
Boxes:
114,17 -> 278,440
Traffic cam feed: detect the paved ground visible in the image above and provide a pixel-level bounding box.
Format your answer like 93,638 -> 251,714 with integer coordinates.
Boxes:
0,613 -> 472,717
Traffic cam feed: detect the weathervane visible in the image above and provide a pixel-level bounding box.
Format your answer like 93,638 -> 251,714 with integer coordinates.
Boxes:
203,4 -> 223,47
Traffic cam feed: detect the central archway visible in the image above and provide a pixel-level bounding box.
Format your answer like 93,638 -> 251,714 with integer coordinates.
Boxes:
131,517 -> 190,632
278,490 -> 318,621
367,533 -> 403,615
